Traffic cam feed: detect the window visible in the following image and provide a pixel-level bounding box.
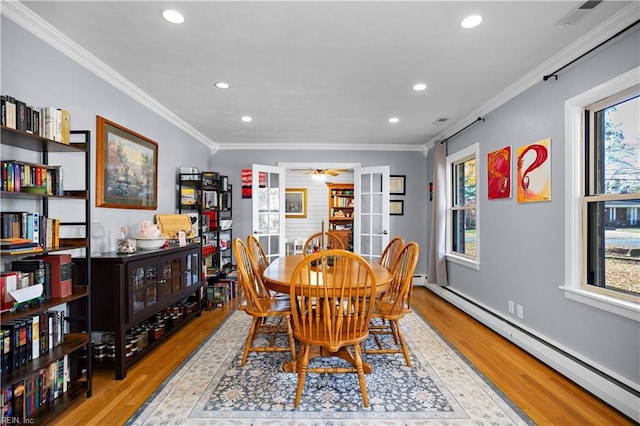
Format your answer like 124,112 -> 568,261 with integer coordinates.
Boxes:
584,86 -> 640,301
446,143 -> 479,269
563,67 -> 639,321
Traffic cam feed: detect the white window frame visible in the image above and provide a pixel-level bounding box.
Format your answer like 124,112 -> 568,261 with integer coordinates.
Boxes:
562,66 -> 640,322
445,142 -> 480,270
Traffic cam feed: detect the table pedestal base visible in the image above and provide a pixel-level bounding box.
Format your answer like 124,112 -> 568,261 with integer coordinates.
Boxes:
282,346 -> 373,374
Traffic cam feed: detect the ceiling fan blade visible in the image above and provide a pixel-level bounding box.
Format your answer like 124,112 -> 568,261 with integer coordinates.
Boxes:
326,170 -> 340,176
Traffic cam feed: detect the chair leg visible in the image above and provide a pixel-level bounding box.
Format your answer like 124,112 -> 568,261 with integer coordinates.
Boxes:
286,316 -> 297,361
241,317 -> 261,366
353,344 -> 369,407
393,319 -> 412,367
294,344 -> 311,408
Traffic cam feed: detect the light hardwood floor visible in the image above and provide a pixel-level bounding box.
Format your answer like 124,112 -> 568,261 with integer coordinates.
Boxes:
52,287 -> 633,425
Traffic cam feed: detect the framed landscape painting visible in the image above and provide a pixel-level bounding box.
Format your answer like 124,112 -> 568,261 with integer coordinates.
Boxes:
96,116 -> 158,209
285,188 -> 307,218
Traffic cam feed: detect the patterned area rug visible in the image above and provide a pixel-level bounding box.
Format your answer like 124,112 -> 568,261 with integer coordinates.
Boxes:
127,310 -> 533,425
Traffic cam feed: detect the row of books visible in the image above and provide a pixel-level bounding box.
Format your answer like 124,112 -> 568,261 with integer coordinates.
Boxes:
1,160 -> 63,195
1,310 -> 66,374
1,254 -> 73,312
1,355 -> 68,421
1,95 -> 71,144
1,213 -> 61,251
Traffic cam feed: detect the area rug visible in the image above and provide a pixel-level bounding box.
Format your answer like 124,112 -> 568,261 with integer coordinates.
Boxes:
127,310 -> 534,425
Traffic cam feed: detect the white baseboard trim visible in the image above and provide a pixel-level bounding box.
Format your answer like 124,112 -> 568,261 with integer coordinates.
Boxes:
424,283 -> 639,423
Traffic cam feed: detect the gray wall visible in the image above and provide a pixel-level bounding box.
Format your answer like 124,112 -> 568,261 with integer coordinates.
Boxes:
1,18 -> 212,250
211,150 -> 429,275
425,27 -> 640,387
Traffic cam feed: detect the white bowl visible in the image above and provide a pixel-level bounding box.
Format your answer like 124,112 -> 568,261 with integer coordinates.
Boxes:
136,238 -> 167,250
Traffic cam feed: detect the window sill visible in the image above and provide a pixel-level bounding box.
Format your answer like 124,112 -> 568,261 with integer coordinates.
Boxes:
445,253 -> 480,270
559,286 -> 640,322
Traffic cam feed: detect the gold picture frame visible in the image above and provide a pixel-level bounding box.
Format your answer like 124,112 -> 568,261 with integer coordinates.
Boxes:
96,116 -> 158,209
285,188 -> 307,218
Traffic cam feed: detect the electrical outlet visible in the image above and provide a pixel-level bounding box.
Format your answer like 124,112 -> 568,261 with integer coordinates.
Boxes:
517,304 -> 524,319
508,300 -> 515,314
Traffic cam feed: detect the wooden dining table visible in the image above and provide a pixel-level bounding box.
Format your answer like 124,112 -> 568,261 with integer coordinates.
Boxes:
262,253 -> 394,373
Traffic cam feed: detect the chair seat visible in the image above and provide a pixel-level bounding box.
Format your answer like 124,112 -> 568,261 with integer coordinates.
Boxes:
242,297 -> 292,316
294,326 -> 370,353
372,299 -> 405,320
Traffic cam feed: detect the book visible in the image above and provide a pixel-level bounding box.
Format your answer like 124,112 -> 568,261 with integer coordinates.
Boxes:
34,254 -> 71,298
1,272 -> 19,312
1,321 -> 20,370
12,380 -> 24,422
31,315 -> 40,360
59,109 -> 70,144
0,236 -> 32,248
1,330 -> 8,374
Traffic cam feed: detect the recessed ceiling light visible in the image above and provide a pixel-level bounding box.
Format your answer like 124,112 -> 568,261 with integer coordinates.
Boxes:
162,10 -> 185,24
389,117 -> 399,123
215,82 -> 230,89
413,83 -> 427,91
460,15 -> 482,29
241,116 -> 252,122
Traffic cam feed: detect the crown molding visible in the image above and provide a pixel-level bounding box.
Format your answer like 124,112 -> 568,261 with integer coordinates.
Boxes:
422,2 -> 640,154
217,142 -> 425,151
1,1 -> 219,152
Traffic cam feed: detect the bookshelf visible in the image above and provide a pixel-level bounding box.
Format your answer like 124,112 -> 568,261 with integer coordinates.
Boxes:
0,125 -> 92,423
327,183 -> 354,251
178,172 -> 233,279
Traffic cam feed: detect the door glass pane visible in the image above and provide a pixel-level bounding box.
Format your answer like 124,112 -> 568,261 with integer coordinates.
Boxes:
269,235 -> 279,259
372,214 -> 383,234
372,194 -> 383,214
361,174 -> 371,192
371,235 -> 383,259
361,215 -> 371,234
372,173 -> 383,193
259,213 -> 269,233
360,236 -> 371,255
361,194 -> 371,214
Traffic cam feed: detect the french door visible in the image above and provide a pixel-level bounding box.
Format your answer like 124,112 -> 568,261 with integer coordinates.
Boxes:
251,164 -> 286,262
354,166 -> 390,260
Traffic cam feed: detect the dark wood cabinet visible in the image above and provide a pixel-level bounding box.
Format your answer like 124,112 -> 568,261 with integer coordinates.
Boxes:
79,244 -> 202,379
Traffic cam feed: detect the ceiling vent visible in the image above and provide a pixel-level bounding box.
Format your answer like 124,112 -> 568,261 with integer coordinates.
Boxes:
556,0 -> 602,26
432,117 -> 448,126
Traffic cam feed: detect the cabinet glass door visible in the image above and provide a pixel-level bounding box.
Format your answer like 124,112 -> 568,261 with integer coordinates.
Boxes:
131,263 -> 158,315
160,257 -> 184,297
185,251 -> 200,287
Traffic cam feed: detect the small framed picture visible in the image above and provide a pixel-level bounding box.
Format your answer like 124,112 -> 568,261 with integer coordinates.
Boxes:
390,200 -> 404,215
390,175 -> 406,195
285,188 -> 307,218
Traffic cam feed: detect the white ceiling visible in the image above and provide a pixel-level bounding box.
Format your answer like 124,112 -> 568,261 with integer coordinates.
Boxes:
7,1 -> 638,151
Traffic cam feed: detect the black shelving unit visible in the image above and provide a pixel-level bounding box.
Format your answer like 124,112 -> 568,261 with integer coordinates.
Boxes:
178,172 -> 233,279
1,126 -> 92,423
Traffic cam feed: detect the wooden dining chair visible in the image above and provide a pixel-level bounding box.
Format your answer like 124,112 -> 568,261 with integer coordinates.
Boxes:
379,236 -> 405,271
378,236 -> 408,310
365,241 -> 419,367
247,234 -> 270,274
302,231 -> 345,255
233,238 -> 297,366
289,249 -> 377,407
